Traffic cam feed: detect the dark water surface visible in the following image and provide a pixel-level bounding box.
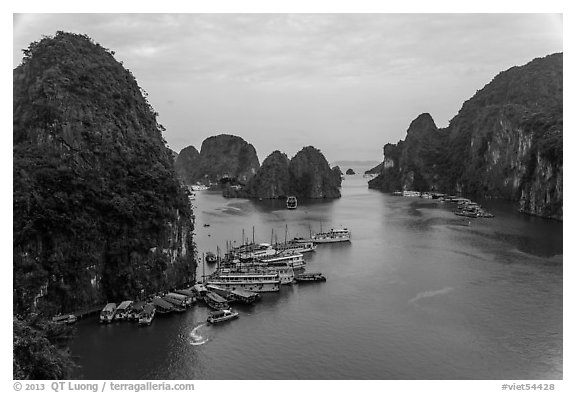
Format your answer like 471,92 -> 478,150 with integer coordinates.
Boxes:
70,176 -> 562,379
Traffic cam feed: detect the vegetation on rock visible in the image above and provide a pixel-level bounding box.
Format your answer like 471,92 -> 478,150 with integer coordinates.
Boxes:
175,135 -> 260,185
369,53 -> 563,219
13,32 -> 197,377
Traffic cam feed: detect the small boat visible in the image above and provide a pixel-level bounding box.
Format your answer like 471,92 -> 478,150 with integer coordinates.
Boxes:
52,314 -> 77,325
204,291 -> 231,310
128,301 -> 146,321
203,223 -> 210,227
138,304 -> 156,326
205,252 -> 218,264
286,196 -> 297,209
193,283 -> 209,298
114,300 -> 133,321
99,303 -> 117,323
175,288 -> 197,301
162,296 -> 186,312
311,228 -> 351,243
295,272 -> 327,282
165,292 -> 194,307
151,297 -> 175,314
207,309 -> 239,324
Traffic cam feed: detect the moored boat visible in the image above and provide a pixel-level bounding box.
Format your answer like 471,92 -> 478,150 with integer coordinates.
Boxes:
165,292 -> 194,307
138,303 -> 156,326
207,309 -> 239,324
151,297 -> 175,314
206,271 -> 281,293
128,301 -> 146,321
286,196 -> 297,209
204,291 -> 231,310
273,240 -> 316,254
295,272 -> 327,282
100,303 -> 117,323
114,300 -> 133,321
205,252 -> 217,263
52,314 -> 77,325
311,228 -> 351,243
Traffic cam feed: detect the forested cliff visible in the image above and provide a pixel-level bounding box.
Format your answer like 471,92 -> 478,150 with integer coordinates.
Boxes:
13,32 -> 197,377
369,53 -> 562,220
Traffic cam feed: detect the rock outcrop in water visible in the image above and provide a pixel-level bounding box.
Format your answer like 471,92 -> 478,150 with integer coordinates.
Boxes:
288,146 -> 342,198
174,145 -> 200,184
176,135 -> 260,185
240,146 -> 341,199
369,53 -> 563,220
244,150 -> 291,198
346,168 -> 355,175
13,31 -> 196,345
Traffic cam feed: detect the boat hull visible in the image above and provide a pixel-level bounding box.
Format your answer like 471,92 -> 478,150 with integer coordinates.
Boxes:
206,280 -> 281,293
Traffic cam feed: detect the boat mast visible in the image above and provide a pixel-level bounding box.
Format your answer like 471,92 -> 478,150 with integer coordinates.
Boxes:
242,229 -> 245,246
252,226 -> 255,244
270,228 -> 274,245
284,224 -> 288,244
202,252 -> 205,283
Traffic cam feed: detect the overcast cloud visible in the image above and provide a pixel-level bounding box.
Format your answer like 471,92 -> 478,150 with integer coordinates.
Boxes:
13,14 -> 563,162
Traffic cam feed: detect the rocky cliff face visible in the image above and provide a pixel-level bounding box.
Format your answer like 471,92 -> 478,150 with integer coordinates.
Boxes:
179,134 -> 260,185
288,146 -> 341,198
369,53 -> 562,220
241,146 -> 341,199
13,32 -> 196,317
174,145 -> 200,184
244,150 -> 291,198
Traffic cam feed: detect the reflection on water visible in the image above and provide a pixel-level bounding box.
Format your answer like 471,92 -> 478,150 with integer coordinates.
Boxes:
70,176 -> 562,380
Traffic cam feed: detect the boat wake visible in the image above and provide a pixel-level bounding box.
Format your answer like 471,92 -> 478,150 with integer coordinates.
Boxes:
189,323 -> 209,346
409,287 -> 454,304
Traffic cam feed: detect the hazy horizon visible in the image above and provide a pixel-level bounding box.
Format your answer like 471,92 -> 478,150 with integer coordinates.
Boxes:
13,14 -> 562,163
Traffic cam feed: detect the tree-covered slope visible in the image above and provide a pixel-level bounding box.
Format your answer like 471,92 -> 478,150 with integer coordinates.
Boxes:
13,32 -> 196,318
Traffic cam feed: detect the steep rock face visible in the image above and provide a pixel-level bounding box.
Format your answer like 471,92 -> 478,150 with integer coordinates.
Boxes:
187,134 -> 260,184
332,166 -> 343,178
174,145 -> 200,184
245,151 -> 291,198
289,146 -> 341,198
370,53 -> 562,219
364,161 -> 383,174
13,32 -> 196,317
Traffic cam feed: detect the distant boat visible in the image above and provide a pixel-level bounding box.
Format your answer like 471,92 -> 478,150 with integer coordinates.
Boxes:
114,300 -> 133,321
204,291 -> 231,310
138,303 -> 156,326
52,314 -> 77,325
286,196 -> 297,209
205,252 -> 217,264
295,272 -> 327,283
311,228 -> 351,243
207,309 -> 239,324
99,303 -> 116,323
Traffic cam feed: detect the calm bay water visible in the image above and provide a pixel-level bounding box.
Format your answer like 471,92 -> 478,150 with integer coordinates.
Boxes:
70,176 -> 562,379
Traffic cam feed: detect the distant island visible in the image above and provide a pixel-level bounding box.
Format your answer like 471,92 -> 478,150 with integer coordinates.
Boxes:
369,53 -> 562,220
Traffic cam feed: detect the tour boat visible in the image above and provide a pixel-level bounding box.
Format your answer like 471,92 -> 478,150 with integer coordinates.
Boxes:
261,252 -> 305,270
204,291 -> 231,310
114,300 -> 133,321
311,228 -> 351,243
165,292 -> 194,307
273,240 -> 316,254
295,272 -> 327,282
206,271 -> 281,293
205,252 -> 218,263
286,196 -> 297,209
128,301 -> 146,321
138,303 -> 156,326
207,309 -> 239,324
99,303 -> 117,323
52,314 -> 77,325
151,297 -> 175,314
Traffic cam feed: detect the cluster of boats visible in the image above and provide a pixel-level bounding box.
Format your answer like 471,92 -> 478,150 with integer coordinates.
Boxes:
96,226 -> 349,327
392,191 -> 494,218
99,290 -> 197,326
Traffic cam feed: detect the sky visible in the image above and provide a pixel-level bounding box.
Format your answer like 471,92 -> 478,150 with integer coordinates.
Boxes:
12,13 -> 563,163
